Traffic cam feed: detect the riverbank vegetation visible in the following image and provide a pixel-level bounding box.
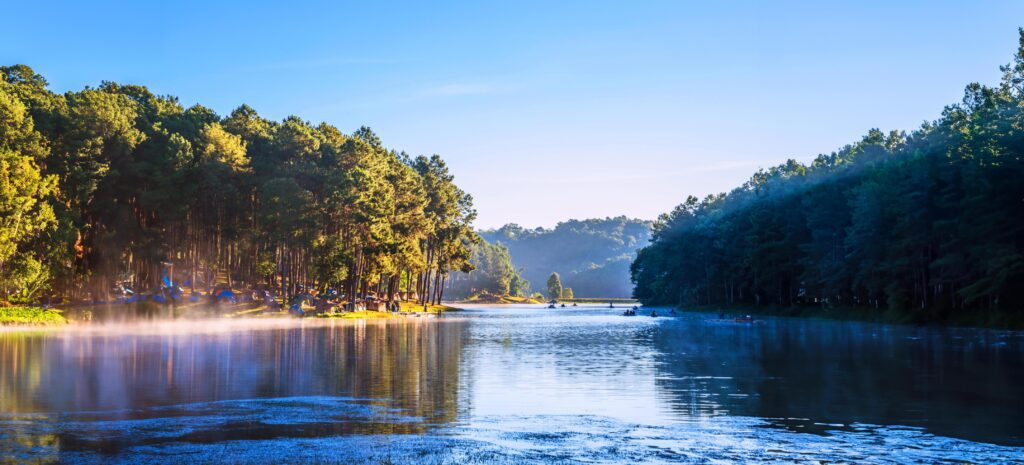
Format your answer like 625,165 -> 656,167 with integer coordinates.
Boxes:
397,301 -> 459,313
0,307 -> 66,326
480,217 -> 651,298
631,31 -> 1024,327
317,302 -> 459,319
457,294 -> 541,304
0,65 -> 476,310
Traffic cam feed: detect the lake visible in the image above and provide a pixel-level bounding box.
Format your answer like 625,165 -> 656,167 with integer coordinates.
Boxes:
1,305 -> 1022,464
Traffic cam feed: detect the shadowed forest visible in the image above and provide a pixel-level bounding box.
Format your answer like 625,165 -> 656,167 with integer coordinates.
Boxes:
631,30 -> 1024,325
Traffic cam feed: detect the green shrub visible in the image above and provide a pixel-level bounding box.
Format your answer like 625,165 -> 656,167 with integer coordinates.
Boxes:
0,306 -> 67,325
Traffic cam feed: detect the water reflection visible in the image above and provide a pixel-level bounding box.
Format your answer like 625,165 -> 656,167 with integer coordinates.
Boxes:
0,307 -> 1022,464
649,315 -> 1024,445
0,318 -> 466,460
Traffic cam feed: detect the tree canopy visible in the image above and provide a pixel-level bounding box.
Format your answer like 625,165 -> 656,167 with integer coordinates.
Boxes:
631,30 -> 1024,323
546,272 -> 563,301
0,65 -> 476,306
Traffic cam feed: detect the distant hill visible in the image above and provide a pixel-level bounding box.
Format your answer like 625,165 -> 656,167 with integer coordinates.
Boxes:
443,238 -> 528,300
480,217 -> 652,298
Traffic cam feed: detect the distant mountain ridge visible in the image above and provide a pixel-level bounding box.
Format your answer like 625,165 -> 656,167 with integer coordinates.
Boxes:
480,217 -> 652,298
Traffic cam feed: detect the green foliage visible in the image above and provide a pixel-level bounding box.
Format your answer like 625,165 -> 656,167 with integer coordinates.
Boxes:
561,287 -> 574,300
446,238 -> 523,298
0,255 -> 49,304
0,65 -> 476,305
0,306 -> 66,325
480,217 -> 651,298
546,272 -> 563,300
632,30 -> 1024,321
509,267 -> 530,297
0,81 -> 57,303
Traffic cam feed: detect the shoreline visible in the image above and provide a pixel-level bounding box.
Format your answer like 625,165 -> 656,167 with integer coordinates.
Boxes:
453,297 -> 637,305
0,301 -> 464,331
665,304 -> 1024,331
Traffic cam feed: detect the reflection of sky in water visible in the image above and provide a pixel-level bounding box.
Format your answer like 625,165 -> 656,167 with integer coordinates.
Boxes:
0,305 -> 1022,464
460,310 -> 668,423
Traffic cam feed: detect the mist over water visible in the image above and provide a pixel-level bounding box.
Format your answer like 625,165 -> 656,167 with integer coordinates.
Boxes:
0,306 -> 1022,464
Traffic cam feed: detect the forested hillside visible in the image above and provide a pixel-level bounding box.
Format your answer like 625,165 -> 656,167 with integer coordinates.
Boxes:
482,217 -> 651,298
444,237 -> 529,299
631,31 -> 1024,323
0,65 -> 476,305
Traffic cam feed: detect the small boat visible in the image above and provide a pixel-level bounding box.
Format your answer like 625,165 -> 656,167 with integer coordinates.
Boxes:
547,304 -> 556,309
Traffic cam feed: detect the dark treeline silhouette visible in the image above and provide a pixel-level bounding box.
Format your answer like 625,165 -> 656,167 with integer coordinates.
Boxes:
482,217 -> 651,298
631,30 -> 1024,322
0,65 -> 475,306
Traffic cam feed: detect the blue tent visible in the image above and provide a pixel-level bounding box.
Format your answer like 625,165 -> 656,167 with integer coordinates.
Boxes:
216,289 -> 237,304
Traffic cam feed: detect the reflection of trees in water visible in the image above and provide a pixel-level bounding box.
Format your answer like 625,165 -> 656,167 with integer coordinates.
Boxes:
0,319 -> 468,456
0,333 -> 63,463
651,319 -> 1024,445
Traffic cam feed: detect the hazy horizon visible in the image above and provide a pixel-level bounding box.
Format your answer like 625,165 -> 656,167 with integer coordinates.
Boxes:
5,1 -> 1024,228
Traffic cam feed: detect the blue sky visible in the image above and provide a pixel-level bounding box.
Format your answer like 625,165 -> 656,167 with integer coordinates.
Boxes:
4,1 -> 1023,228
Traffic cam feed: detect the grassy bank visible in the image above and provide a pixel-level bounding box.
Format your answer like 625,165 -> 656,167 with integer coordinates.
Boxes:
456,293 -> 634,305
317,301 -> 458,319
24,300 -> 459,324
0,306 -> 68,326
399,302 -> 460,313
670,304 -> 1024,330
458,294 -> 542,304
564,298 -> 638,304
319,310 -> 401,319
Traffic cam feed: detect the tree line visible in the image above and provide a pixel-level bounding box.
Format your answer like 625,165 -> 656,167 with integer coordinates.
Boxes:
444,238 -> 529,299
481,217 -> 651,298
631,30 -> 1024,321
0,65 -> 476,306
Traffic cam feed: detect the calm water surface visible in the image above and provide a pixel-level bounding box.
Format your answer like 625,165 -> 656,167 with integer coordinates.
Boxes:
1,305 -> 1022,464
